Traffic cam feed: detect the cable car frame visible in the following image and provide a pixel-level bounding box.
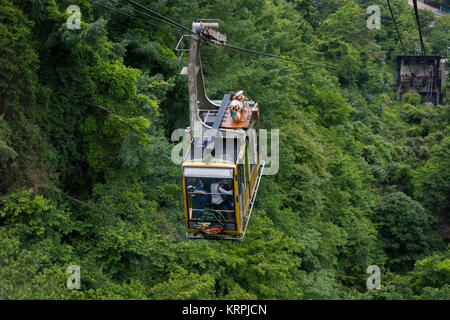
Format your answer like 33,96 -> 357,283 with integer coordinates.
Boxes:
178,22 -> 265,241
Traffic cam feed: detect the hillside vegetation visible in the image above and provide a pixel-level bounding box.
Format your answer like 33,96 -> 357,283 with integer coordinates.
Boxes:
0,0 -> 449,299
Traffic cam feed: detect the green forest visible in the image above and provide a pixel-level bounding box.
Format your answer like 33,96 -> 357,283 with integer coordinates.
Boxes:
0,0 -> 449,300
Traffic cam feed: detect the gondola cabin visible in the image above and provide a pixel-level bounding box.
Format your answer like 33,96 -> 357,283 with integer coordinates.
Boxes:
178,21 -> 265,240
182,96 -> 264,240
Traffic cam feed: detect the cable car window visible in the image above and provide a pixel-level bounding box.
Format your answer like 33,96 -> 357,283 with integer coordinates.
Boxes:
237,164 -> 244,193
245,142 -> 250,183
249,130 -> 257,175
185,176 -> 236,230
237,164 -> 245,216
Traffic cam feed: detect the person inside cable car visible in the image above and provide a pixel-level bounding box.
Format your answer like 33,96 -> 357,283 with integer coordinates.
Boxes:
210,179 -> 233,212
187,178 -> 208,216
221,180 -> 234,211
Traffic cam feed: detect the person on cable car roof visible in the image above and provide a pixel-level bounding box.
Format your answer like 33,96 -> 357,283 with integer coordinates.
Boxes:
229,90 -> 248,122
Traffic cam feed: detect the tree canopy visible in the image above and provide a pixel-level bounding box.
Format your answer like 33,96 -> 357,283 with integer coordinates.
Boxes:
0,0 -> 448,300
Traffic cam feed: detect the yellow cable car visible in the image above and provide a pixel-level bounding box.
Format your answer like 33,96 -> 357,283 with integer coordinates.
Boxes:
178,22 -> 264,240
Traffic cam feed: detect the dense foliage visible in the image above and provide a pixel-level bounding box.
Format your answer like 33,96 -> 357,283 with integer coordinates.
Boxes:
0,0 -> 448,299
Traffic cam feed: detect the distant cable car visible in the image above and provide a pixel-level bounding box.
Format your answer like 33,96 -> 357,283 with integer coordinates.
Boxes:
396,54 -> 445,105
177,22 -> 265,240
